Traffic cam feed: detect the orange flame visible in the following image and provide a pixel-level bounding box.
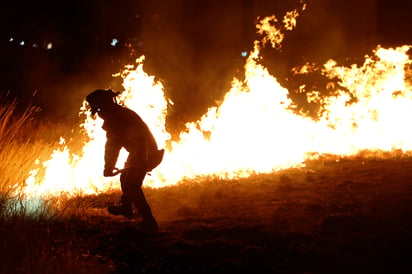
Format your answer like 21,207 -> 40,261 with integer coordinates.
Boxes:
21,6 -> 412,200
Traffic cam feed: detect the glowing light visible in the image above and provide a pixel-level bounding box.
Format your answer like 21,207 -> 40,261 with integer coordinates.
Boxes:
241,51 -> 248,57
257,15 -> 284,49
9,37 -> 13,42
46,43 -> 53,50
283,10 -> 299,30
19,41 -> 24,46
111,38 -> 119,46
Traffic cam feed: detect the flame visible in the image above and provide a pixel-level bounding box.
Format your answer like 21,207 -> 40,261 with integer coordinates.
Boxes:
21,6 -> 412,201
257,3 -> 304,48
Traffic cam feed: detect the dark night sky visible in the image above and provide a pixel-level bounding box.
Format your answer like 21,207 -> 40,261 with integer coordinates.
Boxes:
1,0 -> 412,132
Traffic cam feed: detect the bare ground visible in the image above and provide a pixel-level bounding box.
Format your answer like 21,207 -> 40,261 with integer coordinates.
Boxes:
1,156 -> 412,273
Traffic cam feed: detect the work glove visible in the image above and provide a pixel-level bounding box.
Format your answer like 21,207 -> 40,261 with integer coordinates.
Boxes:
103,168 -> 115,177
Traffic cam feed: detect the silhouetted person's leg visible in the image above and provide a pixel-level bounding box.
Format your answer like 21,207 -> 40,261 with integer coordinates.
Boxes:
121,170 -> 157,228
107,155 -> 158,228
107,183 -> 134,219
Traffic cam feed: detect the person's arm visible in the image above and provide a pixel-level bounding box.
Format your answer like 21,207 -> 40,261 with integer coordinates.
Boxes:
104,133 -> 122,177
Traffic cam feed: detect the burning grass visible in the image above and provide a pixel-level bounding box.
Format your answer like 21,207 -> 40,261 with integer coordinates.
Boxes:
0,96 -> 107,272
2,21 -> 412,273
0,95 -> 83,219
1,152 -> 411,273
2,50 -> 412,271
1,97 -> 411,272
2,3 -> 412,271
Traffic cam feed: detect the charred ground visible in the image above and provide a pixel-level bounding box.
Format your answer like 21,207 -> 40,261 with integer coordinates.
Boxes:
1,155 -> 411,273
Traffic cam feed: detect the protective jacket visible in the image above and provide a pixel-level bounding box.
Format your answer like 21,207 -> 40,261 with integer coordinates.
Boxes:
102,105 -> 162,172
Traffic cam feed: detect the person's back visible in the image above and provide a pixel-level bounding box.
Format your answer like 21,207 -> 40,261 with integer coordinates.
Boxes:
102,104 -> 158,161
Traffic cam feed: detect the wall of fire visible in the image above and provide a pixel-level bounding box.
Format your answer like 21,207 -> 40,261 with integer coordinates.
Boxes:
0,0 -> 410,131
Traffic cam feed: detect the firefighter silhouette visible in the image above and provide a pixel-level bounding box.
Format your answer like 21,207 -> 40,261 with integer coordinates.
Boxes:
86,89 -> 164,229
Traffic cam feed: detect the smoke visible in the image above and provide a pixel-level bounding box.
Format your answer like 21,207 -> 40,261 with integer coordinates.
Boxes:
135,0 -> 386,133
136,0 -> 254,134
1,0 -> 411,132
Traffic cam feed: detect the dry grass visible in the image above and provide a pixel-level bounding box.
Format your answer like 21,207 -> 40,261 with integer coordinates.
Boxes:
1,158 -> 412,272
0,94 -> 86,199
3,157 -> 405,273
1,96 -> 411,273
0,96 -> 105,273
1,98 -> 60,206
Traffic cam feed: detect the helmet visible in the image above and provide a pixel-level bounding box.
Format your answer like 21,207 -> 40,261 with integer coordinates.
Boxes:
86,89 -> 120,115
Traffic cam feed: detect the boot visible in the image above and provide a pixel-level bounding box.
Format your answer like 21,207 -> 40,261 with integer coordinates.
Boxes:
130,189 -> 158,229
107,200 -> 134,219
138,217 -> 158,230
